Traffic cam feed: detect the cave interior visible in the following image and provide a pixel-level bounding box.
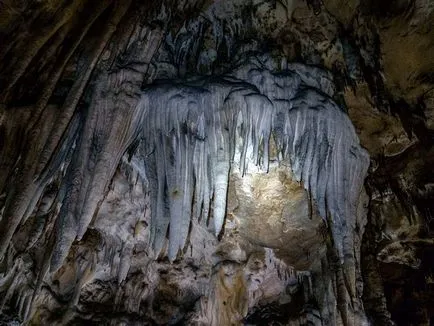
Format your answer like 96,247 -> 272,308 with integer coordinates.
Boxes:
0,0 -> 434,325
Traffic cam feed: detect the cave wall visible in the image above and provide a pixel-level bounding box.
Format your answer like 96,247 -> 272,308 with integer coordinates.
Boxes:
0,0 -> 433,325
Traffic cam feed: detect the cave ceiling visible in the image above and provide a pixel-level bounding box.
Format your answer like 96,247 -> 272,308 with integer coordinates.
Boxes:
0,0 -> 433,325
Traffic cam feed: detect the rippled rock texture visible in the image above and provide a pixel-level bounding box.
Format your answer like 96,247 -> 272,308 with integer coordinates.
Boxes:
1,0 -> 433,325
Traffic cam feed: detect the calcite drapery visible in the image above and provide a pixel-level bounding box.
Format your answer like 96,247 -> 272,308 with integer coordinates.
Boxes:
137,56 -> 369,262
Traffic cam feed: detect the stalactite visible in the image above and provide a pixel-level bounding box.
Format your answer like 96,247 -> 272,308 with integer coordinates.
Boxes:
137,57 -> 369,261
0,0 -> 88,104
0,0 -> 134,260
29,0 -> 113,123
50,23 -> 163,272
2,0 -> 432,323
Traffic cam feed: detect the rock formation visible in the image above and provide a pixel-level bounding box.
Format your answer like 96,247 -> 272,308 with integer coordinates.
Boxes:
0,0 -> 433,325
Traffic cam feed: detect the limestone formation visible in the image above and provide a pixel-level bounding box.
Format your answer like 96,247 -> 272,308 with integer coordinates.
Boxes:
0,0 -> 433,325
